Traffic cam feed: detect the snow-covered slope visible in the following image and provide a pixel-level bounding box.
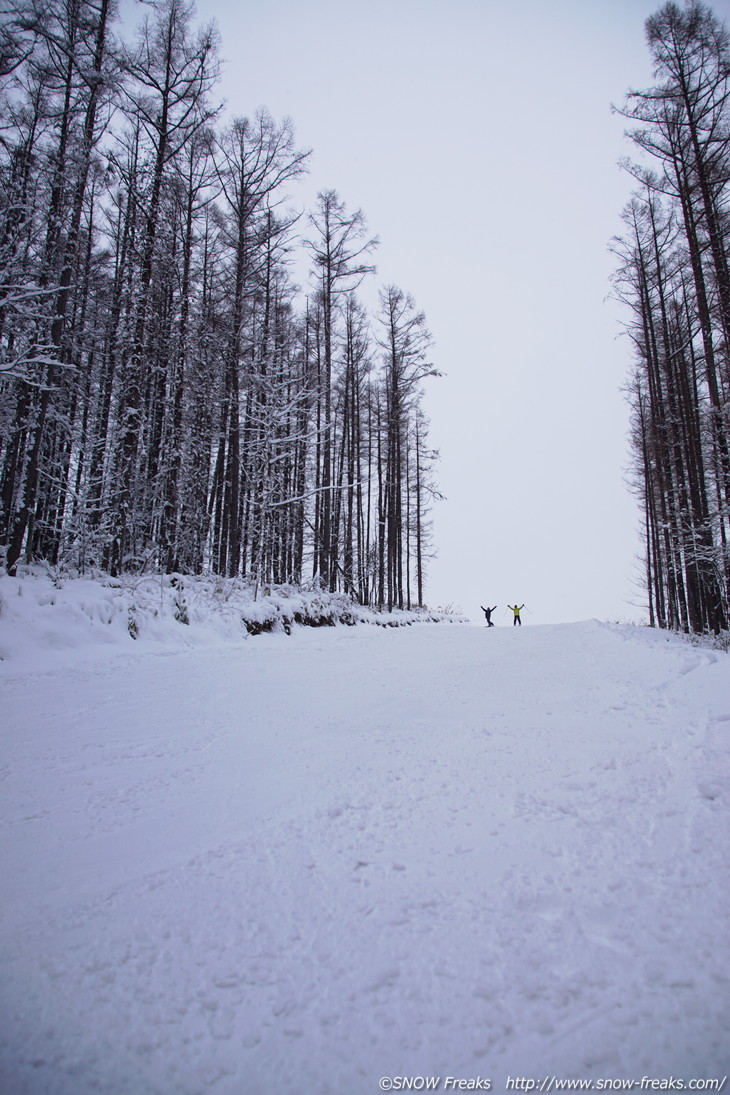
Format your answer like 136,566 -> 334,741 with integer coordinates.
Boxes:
1,598 -> 728,1093
0,569 -> 461,672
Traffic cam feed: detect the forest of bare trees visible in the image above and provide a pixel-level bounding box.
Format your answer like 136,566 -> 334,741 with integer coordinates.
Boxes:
614,0 -> 730,633
0,0 -> 440,610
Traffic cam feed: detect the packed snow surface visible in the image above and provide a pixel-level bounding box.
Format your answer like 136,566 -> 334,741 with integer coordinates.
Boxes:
1,580 -> 729,1094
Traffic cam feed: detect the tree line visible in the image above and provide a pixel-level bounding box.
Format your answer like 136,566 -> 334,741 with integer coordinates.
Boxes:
614,0 -> 730,633
0,0 -> 440,611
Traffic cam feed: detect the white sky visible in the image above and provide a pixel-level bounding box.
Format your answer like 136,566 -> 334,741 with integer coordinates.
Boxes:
130,0 -> 730,624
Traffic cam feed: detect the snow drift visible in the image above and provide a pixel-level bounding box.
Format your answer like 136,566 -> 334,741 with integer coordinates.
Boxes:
0,568 -> 463,671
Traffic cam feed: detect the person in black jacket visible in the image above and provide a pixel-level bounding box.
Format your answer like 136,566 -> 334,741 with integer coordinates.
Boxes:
481,605 -> 497,627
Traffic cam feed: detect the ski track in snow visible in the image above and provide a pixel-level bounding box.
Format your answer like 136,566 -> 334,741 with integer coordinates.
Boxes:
1,620 -> 729,1094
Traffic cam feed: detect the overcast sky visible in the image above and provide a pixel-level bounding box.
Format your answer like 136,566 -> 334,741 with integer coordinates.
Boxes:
131,0 -> 730,623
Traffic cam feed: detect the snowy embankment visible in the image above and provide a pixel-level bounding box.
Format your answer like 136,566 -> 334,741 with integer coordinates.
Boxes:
1,574 -> 729,1095
0,568 -> 461,669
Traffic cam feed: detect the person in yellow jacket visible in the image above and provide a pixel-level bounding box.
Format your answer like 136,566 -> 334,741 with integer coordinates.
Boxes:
507,603 -> 524,626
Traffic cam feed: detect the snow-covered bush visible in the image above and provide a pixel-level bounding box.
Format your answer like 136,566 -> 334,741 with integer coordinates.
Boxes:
0,566 -> 465,666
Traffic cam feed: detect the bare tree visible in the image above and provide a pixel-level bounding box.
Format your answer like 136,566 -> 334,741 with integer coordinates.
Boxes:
305,189 -> 377,590
614,3 -> 730,633
105,0 -> 219,574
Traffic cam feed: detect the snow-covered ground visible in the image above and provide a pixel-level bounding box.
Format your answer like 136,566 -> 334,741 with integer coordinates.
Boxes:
1,574 -> 729,1094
